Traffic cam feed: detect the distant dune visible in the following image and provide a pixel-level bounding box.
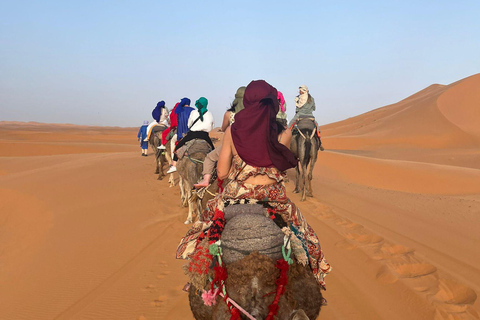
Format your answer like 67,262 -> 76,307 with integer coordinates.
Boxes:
322,73 -> 480,170
0,74 -> 479,320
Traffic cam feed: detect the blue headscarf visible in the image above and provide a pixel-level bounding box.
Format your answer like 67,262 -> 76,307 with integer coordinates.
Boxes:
175,97 -> 193,139
152,101 -> 165,122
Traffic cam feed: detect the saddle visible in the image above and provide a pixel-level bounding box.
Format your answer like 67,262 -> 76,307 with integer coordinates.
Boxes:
176,139 -> 212,160
152,124 -> 167,133
221,204 -> 284,264
295,117 -> 316,131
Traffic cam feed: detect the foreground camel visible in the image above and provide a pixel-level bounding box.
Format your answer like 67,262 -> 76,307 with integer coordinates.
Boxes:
177,139 -> 212,224
187,204 -> 323,320
290,119 -> 321,201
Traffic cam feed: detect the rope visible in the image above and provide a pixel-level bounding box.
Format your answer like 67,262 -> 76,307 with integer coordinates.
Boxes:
186,149 -> 204,165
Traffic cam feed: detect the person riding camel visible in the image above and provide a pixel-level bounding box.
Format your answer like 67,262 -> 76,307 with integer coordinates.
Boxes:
220,86 -> 246,132
177,80 -> 331,291
194,86 -> 246,188
144,101 -> 169,141
158,102 -> 179,150
167,97 -> 215,174
288,85 -> 324,151
165,98 -> 193,173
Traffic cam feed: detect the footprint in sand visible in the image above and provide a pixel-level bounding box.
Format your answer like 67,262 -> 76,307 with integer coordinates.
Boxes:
387,260 -> 437,278
152,295 -> 168,307
433,279 -> 477,315
373,243 -> 415,261
157,270 -> 171,279
334,239 -> 357,250
376,266 -> 398,284
345,232 -> 384,246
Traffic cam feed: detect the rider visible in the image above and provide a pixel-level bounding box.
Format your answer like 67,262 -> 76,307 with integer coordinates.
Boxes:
167,97 -> 215,174
288,85 -> 324,151
194,86 -> 246,188
220,86 -> 245,132
144,101 -> 169,141
177,80 -> 331,289
158,102 -> 179,150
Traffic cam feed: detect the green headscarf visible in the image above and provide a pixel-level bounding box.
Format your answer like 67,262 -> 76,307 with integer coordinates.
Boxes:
195,97 -> 208,121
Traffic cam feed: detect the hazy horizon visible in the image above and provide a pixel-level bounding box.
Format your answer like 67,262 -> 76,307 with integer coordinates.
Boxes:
2,1 -> 480,127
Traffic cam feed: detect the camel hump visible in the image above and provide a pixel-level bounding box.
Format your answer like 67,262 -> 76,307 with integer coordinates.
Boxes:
177,139 -> 212,160
221,204 -> 284,264
296,118 -> 316,131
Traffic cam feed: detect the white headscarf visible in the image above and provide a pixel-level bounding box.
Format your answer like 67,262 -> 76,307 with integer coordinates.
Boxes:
295,85 -> 309,108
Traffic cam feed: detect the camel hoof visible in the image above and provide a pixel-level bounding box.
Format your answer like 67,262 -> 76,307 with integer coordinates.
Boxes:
290,309 -> 309,320
154,170 -> 159,174
300,197 -> 306,202
184,220 -> 192,225
306,193 -> 313,197
293,189 -> 299,194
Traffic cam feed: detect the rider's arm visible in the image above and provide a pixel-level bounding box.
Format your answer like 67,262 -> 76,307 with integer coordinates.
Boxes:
217,126 -> 233,180
279,128 -> 292,149
221,111 -> 231,132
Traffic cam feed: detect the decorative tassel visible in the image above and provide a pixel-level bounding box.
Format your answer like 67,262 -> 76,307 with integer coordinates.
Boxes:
201,288 -> 219,306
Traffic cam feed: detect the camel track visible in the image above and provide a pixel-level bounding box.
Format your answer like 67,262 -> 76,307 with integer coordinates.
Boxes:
294,191 -> 479,320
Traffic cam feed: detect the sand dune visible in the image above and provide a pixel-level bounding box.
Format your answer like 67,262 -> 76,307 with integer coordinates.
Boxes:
0,74 -> 479,319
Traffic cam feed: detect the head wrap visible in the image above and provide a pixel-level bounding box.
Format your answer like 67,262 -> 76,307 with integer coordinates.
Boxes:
295,85 -> 309,108
152,100 -> 165,122
143,120 -> 149,125
175,97 -> 191,114
195,97 -> 208,121
231,86 -> 246,113
277,91 -> 286,113
231,80 -> 297,171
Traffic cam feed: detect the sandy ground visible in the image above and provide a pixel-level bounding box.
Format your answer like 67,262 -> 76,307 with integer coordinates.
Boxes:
0,74 -> 479,319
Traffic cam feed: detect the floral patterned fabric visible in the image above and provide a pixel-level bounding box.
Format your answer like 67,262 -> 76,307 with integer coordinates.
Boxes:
176,155 -> 331,288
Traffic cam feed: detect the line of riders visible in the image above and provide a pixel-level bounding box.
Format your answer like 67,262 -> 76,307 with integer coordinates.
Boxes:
142,81 -> 330,320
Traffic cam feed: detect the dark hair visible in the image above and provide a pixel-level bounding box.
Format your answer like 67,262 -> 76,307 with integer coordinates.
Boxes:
227,103 -> 236,112
275,120 -> 286,133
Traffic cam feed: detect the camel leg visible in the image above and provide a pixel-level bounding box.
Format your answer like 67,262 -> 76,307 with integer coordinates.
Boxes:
306,136 -> 319,197
179,178 -> 187,207
306,162 -> 314,197
185,190 -> 194,224
293,165 -> 300,193
169,173 -> 175,187
154,150 -> 160,174
300,163 -> 307,202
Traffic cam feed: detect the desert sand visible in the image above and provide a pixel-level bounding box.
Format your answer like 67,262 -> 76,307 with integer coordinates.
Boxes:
1,74 -> 479,320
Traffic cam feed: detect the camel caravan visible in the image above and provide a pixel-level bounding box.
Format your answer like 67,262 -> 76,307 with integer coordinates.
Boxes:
142,81 -> 330,320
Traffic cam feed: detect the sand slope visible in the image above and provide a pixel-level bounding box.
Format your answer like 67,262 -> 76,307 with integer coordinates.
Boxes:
0,74 -> 479,320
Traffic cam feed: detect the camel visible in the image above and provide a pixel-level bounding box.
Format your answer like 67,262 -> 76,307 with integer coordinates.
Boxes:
148,128 -> 177,186
176,139 -> 212,224
148,127 -> 168,180
187,204 -> 323,320
290,118 -> 321,202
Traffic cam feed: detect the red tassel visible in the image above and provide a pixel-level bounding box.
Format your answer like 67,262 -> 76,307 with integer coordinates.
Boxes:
230,307 -> 241,320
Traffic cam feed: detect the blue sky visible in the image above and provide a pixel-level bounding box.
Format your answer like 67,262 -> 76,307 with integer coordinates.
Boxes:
1,0 -> 479,127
